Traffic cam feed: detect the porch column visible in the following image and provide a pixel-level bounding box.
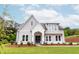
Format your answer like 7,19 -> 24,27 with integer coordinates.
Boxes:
32,32 -> 35,44
41,32 -> 44,44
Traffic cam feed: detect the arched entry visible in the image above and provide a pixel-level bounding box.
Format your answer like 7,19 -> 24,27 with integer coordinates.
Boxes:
34,32 -> 42,44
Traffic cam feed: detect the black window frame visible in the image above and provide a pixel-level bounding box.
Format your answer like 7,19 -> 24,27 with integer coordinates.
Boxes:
56,36 -> 58,41
22,35 -> 25,41
49,36 -> 51,41
26,35 -> 28,41
59,36 -> 61,41
46,36 -> 48,41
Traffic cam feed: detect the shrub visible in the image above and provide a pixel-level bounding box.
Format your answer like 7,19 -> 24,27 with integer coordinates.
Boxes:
15,42 -> 17,45
10,34 -> 16,41
69,42 -> 73,45
63,43 -> 66,45
6,36 -> 11,41
10,40 -> 14,45
20,42 -> 23,45
0,41 -> 2,45
31,42 -> 33,45
27,42 -> 31,46
58,43 -> 60,44
77,42 -> 79,45
2,39 -> 8,44
51,43 -> 53,45
43,42 -> 47,45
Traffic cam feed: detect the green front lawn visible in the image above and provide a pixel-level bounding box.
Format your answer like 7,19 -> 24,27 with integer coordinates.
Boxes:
0,44 -> 79,54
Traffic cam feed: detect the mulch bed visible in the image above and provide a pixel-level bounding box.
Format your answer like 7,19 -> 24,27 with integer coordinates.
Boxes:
42,44 -> 79,46
5,43 -> 79,48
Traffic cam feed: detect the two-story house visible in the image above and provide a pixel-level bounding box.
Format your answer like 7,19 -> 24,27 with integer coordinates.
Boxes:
16,15 -> 65,44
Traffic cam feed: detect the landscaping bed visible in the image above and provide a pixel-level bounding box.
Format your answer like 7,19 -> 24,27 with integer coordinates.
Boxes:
6,43 -> 79,48
6,44 -> 36,48
42,44 -> 79,46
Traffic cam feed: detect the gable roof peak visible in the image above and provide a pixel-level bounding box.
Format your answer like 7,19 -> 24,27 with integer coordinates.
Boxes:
18,14 -> 39,31
29,14 -> 40,23
30,14 -> 35,18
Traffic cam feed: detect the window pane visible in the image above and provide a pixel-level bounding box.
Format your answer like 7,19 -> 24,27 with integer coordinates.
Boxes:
22,35 -> 25,41
26,35 -> 28,41
46,36 -> 48,41
56,36 -> 58,41
49,36 -> 51,41
59,36 -> 61,41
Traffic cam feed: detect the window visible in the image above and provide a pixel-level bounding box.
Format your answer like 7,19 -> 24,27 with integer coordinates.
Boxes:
22,35 -> 25,41
26,35 -> 28,41
56,36 -> 58,41
46,36 -> 48,41
59,36 -> 61,41
49,36 -> 51,41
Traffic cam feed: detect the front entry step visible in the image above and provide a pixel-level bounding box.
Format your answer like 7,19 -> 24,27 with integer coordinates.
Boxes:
36,44 -> 41,46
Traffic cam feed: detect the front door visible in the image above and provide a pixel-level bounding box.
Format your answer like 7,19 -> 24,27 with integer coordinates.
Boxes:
35,36 -> 41,44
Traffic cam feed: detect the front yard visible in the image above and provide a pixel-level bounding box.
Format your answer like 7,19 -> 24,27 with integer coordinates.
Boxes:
0,44 -> 79,54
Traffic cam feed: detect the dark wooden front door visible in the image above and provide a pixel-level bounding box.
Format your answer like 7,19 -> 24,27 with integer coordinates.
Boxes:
35,36 -> 41,44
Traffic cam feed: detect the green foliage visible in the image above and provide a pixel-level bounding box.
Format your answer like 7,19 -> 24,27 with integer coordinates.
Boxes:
69,42 -> 73,45
0,22 -> 16,43
0,19 -> 6,41
10,40 -> 14,45
1,39 -> 8,44
44,42 -> 47,45
64,27 -> 79,37
0,16 -> 17,44
4,27 -> 16,42
8,34 -> 16,41
77,42 -> 79,45
27,42 -> 31,46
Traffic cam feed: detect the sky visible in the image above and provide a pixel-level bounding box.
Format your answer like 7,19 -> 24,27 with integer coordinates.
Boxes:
0,4 -> 79,28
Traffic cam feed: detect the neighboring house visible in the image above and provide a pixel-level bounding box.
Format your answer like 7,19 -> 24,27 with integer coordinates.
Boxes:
16,15 -> 65,44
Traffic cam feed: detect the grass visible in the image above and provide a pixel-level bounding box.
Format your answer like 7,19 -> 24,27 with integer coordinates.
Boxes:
0,44 -> 79,54
1,34 -> 79,54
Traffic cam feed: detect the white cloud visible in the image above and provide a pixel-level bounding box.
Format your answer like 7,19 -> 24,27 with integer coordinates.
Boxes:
60,15 -> 79,28
11,4 -> 25,7
20,4 -> 41,11
24,9 -> 60,23
20,4 -> 65,11
71,5 -> 79,13
20,6 -> 79,28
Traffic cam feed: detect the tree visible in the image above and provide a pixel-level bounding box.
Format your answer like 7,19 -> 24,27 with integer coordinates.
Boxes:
0,17 -> 5,41
0,16 -> 17,43
5,27 -> 17,42
64,27 -> 79,37
64,27 -> 70,36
